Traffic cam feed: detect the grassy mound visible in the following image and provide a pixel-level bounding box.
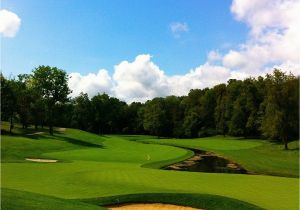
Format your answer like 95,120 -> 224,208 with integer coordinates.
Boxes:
82,193 -> 264,210
1,188 -> 105,210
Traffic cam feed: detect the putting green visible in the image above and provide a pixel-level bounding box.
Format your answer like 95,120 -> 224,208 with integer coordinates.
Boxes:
1,127 -> 299,210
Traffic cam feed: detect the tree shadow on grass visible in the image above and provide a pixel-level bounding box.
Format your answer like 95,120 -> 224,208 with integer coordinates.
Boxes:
56,135 -> 104,148
269,139 -> 299,150
1,129 -> 104,149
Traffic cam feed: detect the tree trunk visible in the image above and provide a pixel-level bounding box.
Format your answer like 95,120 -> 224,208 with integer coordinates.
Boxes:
49,114 -> 53,135
9,115 -> 13,134
48,105 -> 53,135
49,124 -> 53,135
283,136 -> 288,150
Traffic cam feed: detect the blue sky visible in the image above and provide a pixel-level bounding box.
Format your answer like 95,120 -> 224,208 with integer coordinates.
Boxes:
2,0 -> 247,76
1,0 -> 299,102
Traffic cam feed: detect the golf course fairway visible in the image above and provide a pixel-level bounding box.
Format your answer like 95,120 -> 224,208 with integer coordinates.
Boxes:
1,125 -> 299,210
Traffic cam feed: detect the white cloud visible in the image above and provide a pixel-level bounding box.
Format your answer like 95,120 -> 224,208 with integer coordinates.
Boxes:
113,54 -> 170,103
223,50 -> 246,69
68,0 -> 300,103
170,22 -> 189,33
170,22 -> 189,37
69,55 -> 236,103
168,63 -> 231,96
68,55 -> 235,102
231,0 -> 298,37
112,55 -> 240,102
270,61 -> 300,76
68,69 -> 113,98
225,0 -> 300,75
0,9 -> 21,37
207,50 -> 222,64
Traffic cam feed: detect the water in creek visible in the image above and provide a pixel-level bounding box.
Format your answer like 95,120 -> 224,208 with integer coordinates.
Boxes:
164,149 -> 248,174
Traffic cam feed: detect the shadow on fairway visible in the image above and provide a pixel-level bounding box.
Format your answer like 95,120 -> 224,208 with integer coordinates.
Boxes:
1,129 -> 103,149
56,135 -> 103,148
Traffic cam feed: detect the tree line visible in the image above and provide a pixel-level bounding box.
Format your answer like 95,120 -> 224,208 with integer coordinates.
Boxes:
1,66 -> 298,149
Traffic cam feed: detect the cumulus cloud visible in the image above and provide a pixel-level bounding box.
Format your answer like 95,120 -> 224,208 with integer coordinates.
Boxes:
168,63 -> 231,96
113,54 -> 170,102
113,55 -> 232,102
270,61 -> 300,75
0,9 -> 21,37
68,0 -> 300,103
207,50 -> 222,64
170,22 -> 189,37
223,0 -> 300,75
223,50 -> 249,70
69,55 -> 234,103
68,69 -> 113,98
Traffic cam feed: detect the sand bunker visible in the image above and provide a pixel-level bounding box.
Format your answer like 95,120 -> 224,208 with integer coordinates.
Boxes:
26,132 -> 44,136
25,158 -> 58,163
57,128 -> 66,132
108,203 -> 201,210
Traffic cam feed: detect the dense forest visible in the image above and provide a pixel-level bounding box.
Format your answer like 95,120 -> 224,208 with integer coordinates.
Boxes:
1,66 -> 299,149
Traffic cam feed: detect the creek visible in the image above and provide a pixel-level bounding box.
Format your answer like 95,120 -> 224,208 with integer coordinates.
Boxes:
164,149 -> 248,174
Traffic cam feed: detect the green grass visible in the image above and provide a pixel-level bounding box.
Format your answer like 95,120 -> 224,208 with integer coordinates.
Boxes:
1,188 -> 106,210
1,121 -> 104,162
1,123 -> 299,209
138,136 -> 299,177
82,193 -> 263,210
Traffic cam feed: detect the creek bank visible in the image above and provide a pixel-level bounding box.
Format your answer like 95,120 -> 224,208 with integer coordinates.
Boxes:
164,148 -> 248,174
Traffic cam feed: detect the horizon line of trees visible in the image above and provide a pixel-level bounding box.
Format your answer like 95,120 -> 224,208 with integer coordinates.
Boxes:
1,66 -> 299,149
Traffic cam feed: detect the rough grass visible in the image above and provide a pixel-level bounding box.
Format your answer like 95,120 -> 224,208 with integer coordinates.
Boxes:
1,123 -> 299,210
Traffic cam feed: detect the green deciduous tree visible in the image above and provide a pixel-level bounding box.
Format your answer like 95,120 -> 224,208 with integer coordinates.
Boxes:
229,98 -> 246,136
32,66 -> 71,135
15,74 -> 35,129
164,96 -> 184,137
182,89 -> 203,137
124,102 -> 144,134
1,67 -> 298,149
71,93 -> 92,131
30,98 -> 46,129
214,84 -> 227,136
143,98 -> 167,137
1,74 -> 17,133
261,69 -> 299,149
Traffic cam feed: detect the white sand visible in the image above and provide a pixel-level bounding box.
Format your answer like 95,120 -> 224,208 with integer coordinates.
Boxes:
56,128 -> 66,131
25,158 -> 58,163
26,132 -> 44,136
